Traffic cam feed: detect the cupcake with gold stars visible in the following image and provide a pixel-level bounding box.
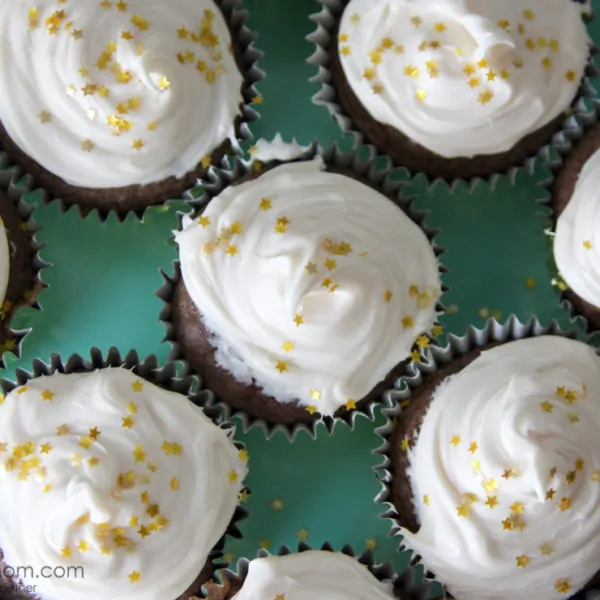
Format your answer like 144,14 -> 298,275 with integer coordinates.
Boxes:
551,122 -> 600,332
0,349 -> 248,600
0,174 -> 46,364
0,0 -> 262,217
160,146 -> 444,433
376,319 -> 600,600
203,544 -> 441,600
309,0 -> 591,180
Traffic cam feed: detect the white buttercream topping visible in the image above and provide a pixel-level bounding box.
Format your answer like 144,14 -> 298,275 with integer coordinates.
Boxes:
400,336 -> 600,600
338,0 -> 589,158
0,0 -> 243,188
250,134 -> 311,163
175,157 -> 441,416
231,552 -> 396,600
0,217 -> 10,312
0,368 -> 248,600
554,146 -> 600,309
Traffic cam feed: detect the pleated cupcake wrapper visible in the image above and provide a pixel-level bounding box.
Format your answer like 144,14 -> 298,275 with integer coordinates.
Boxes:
0,347 -> 249,588
0,0 -> 264,223
0,157 -> 49,368
202,542 -> 441,600
372,315 -> 600,600
538,112 -> 600,334
307,0 -> 600,188
158,139 -> 448,441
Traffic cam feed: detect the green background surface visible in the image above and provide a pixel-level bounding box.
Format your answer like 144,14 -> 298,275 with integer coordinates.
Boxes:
5,0 -> 600,592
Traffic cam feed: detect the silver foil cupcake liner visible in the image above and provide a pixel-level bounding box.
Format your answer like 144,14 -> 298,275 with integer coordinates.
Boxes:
307,0 -> 600,187
0,347 -> 249,600
373,315 -> 599,600
204,542 -> 442,600
0,0 -> 264,223
0,155 -> 49,367
157,138 -> 448,441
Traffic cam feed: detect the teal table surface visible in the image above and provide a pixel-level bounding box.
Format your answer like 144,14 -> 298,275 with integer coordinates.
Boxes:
6,0 -> 600,592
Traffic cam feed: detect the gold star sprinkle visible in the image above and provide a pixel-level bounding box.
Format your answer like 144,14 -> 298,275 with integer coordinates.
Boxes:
434,22 -> 446,32
555,580 -> 571,594
478,90 -> 494,105
324,258 -> 337,271
131,380 -> 143,393
293,314 -> 304,327
565,70 -> 577,83
226,244 -> 239,257
340,46 -> 351,56
61,546 -> 73,558
404,65 -> 419,78
305,262 -> 318,275
88,457 -> 100,467
57,424 -> 70,436
79,436 -> 93,449
468,77 -> 480,88
410,350 -> 421,363
43,484 -> 52,493
122,416 -> 134,429
131,14 -> 150,30
40,389 -> 54,401
410,16 -> 422,27
450,435 -> 461,447
81,140 -> 94,152
275,217 -> 289,234
516,555 -> 530,568
322,277 -> 332,288
546,488 -> 556,500
170,477 -> 179,491
542,57 -> 552,70
129,571 -> 141,583
365,538 -> 377,550
497,19 -> 510,29
510,502 -> 525,514
484,479 -> 499,493
502,518 -> 513,530
259,198 -> 272,211
306,405 -> 318,415
500,69 -> 511,80
310,389 -> 321,401
540,543 -> 554,556
541,401 -> 554,413
468,442 -> 478,454
486,496 -> 499,509
345,399 -> 357,411
415,89 -> 427,102
282,341 -> 294,353
559,497 -> 572,511
566,471 -> 576,485
146,120 -> 159,131
132,139 -> 145,151
38,111 -> 52,124
157,76 -> 170,90
121,30 -> 133,40
40,443 -> 52,454
523,9 -> 535,20
423,495 -> 430,506
271,499 -> 284,511
384,290 -> 392,303
416,335 -> 430,349
463,64 -> 476,75
457,504 -> 471,517
402,316 -> 414,329
296,528 -> 309,541
583,240 -> 592,250
275,361 -> 289,373
116,0 -> 127,10
133,445 -> 146,462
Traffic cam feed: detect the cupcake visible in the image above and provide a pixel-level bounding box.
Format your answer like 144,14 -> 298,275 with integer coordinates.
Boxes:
0,0 -> 260,216
553,122 -> 600,331
383,334 -> 600,600
316,0 -> 590,180
0,361 -> 248,600
0,189 -> 44,358
167,152 -> 442,429
204,547 -> 438,600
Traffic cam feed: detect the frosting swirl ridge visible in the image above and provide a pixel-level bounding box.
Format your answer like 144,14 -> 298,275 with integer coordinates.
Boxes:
338,0 -> 588,158
0,368 -> 247,600
0,0 -> 243,188
401,336 -> 600,600
175,157 -> 441,416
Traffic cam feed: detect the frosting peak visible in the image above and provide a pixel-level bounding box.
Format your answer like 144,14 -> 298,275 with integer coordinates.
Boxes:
0,368 -> 247,600
0,0 -> 243,188
338,0 -> 589,158
400,336 -> 600,600
175,157 -> 441,416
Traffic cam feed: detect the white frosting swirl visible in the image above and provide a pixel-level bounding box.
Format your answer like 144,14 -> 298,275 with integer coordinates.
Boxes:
554,147 -> 600,309
0,0 -> 243,188
0,217 -> 10,310
338,0 -> 589,158
175,157 -> 441,416
401,336 -> 600,600
231,552 -> 396,600
0,368 -> 248,600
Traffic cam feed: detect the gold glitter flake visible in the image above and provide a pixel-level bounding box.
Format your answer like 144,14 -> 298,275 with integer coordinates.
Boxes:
565,70 -> 578,82
540,543 -> 554,556
402,315 -> 414,329
558,497 -> 572,511
81,140 -> 94,152
523,9 -> 535,20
